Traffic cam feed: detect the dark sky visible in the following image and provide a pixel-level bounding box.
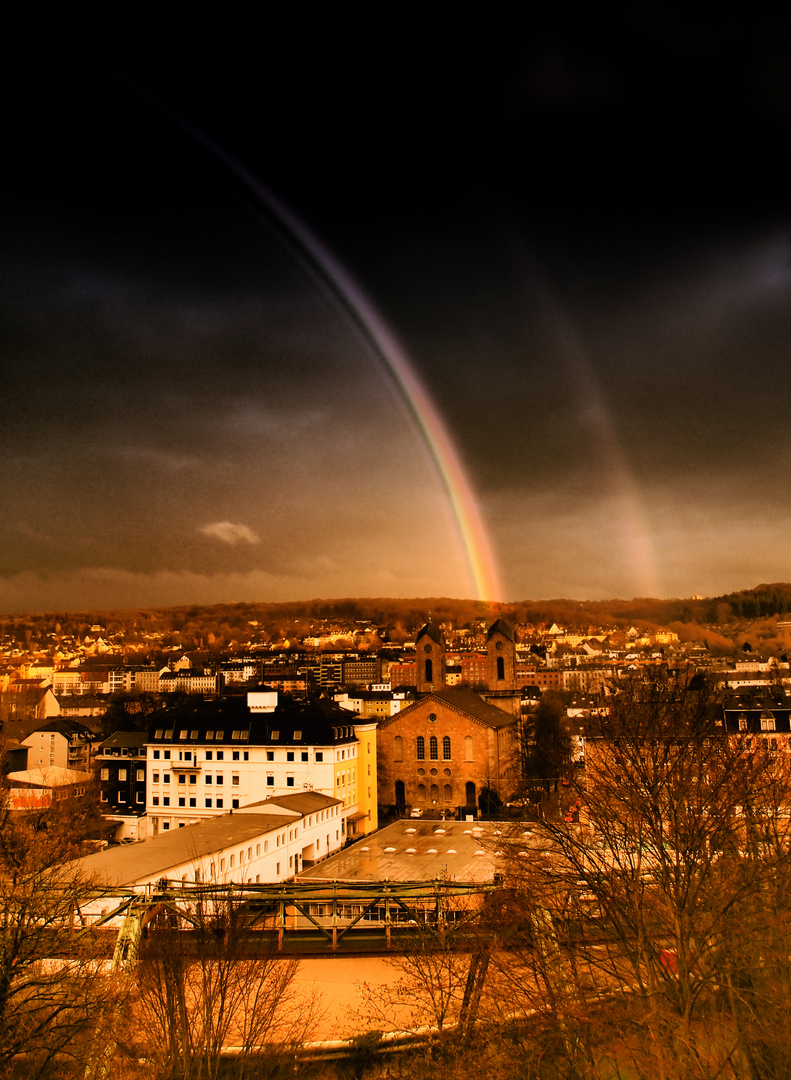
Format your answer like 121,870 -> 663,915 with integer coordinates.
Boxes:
3,13 -> 791,610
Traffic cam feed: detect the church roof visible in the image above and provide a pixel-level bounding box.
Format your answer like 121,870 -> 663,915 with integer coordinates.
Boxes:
416,621 -> 444,645
487,618 -> 515,642
386,687 -> 516,730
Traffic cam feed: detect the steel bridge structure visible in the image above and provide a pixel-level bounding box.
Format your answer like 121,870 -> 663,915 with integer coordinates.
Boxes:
78,877 -> 501,971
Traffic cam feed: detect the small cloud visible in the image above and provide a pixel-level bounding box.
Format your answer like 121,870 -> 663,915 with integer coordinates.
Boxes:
198,521 -> 260,546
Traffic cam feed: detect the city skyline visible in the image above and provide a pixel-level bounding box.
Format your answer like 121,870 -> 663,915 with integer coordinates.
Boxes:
3,17 -> 791,611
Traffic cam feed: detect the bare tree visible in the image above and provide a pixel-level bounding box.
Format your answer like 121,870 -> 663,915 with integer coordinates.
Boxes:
137,894 -> 319,1080
498,675 -> 791,1079
0,783 -> 127,1079
355,892 -> 488,1044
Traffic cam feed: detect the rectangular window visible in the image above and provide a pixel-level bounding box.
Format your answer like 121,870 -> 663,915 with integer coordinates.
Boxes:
163,822 -> 169,830
216,732 -> 224,741
100,768 -> 109,781
230,854 -> 235,868
216,775 -> 223,785
136,769 -> 144,781
315,752 -> 323,762
232,730 -> 241,740
267,751 -> 274,761
232,798 -> 239,809
163,773 -> 170,784
163,750 -> 170,760
178,774 -> 186,785
179,730 -> 188,740
264,840 -> 268,853
205,775 -> 212,784
216,798 -> 223,809
163,796 -> 170,806
287,751 -> 294,762
232,751 -> 239,760
164,730 -> 173,740
271,731 -> 279,740
232,774 -> 239,785
118,768 -> 127,780
302,751 -> 309,762
206,750 -> 213,760
100,791 -> 108,802
153,796 -> 160,806
205,798 -> 212,808
266,774 -> 274,786
183,751 -> 191,761
243,751 -> 249,761
178,797 -> 185,807
216,751 -> 224,761
256,844 -> 260,856
287,775 -> 295,787
189,774 -> 196,785
206,732 -> 214,742
189,797 -> 196,807
190,730 -> 198,739
136,792 -> 144,804
153,749 -> 160,759
276,862 -> 280,875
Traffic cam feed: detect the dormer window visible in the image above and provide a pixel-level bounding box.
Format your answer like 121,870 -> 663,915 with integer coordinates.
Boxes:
271,730 -> 279,740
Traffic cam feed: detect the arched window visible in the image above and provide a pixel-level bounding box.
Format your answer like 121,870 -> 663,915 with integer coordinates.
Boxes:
443,783 -> 452,802
465,781 -> 476,805
497,656 -> 505,680
394,735 -> 403,761
464,735 -> 474,761
430,784 -> 439,800
395,780 -> 405,807
442,736 -> 451,760
429,736 -> 438,760
416,736 -> 425,760
417,783 -> 426,803
425,658 -> 433,684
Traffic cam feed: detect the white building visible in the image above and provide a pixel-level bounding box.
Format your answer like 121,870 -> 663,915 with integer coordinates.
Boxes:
74,792 -> 344,890
143,692 -> 378,840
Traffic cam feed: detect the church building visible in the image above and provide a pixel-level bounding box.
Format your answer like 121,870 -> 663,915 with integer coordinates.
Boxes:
378,620 -> 520,814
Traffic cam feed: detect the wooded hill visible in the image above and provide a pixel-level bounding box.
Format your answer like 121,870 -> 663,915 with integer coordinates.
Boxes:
3,584 -> 791,655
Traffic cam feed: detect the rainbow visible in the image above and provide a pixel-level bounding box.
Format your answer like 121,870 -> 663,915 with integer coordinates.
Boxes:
250,186 -> 504,604
113,72 -> 503,602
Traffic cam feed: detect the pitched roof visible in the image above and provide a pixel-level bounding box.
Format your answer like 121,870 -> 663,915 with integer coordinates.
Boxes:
487,618 -> 515,642
416,622 -> 444,646
383,687 -> 516,730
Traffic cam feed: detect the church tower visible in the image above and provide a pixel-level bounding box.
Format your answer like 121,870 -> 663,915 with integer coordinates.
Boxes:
480,618 -> 520,715
487,618 -> 517,690
416,621 -> 446,693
